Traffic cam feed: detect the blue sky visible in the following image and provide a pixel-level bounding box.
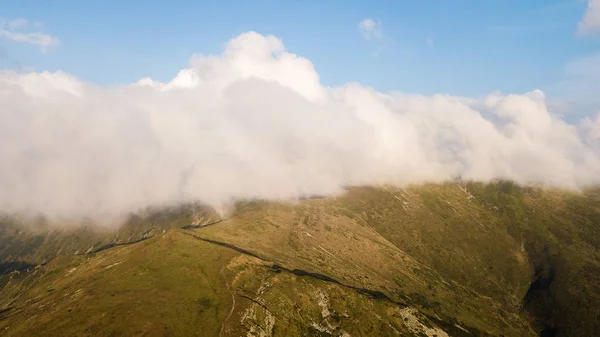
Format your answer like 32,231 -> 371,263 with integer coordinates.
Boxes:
1,0 -> 598,111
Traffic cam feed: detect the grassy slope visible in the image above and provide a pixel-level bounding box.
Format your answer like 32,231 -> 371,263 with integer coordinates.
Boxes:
1,182 -> 599,336
0,204 -> 219,269
197,185 -> 534,336
0,231 -> 235,336
0,231 -> 452,337
466,182 -> 600,336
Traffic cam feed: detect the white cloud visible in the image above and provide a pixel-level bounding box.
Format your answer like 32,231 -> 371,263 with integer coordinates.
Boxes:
358,18 -> 382,40
2,32 -> 600,223
578,0 -> 600,35
0,18 -> 60,52
582,113 -> 600,142
7,18 -> 28,30
543,53 -> 600,116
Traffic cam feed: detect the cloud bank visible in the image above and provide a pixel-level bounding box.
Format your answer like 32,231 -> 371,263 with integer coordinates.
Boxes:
1,32 -> 600,221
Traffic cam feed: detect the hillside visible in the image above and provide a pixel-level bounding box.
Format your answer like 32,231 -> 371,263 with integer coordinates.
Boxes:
1,182 -> 599,336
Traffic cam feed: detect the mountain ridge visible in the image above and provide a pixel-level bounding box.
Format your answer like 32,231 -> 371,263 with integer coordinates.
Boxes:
1,181 -> 599,336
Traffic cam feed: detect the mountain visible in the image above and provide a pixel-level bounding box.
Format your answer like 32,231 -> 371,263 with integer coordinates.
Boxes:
1,182 -> 599,336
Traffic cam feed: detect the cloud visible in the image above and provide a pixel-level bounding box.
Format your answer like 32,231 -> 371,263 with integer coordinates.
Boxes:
1,31 -> 600,222
426,38 -> 434,47
0,18 -> 60,52
358,18 -> 382,40
582,113 -> 600,142
543,53 -> 600,117
578,0 -> 600,35
7,18 -> 28,30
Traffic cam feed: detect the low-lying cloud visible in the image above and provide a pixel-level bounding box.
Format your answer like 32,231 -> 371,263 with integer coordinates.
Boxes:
1,32 -> 600,221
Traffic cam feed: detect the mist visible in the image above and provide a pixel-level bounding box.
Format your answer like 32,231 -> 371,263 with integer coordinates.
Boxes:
1,32 -> 600,222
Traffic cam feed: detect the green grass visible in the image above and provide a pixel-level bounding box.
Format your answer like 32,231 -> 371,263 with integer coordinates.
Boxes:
2,182 -> 600,336
0,231 -> 241,336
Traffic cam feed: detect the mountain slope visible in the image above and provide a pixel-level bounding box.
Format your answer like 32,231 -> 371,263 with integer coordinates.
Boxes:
1,182 -> 599,336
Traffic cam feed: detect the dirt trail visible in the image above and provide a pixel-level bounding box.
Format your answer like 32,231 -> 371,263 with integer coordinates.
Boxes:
219,260 -> 235,337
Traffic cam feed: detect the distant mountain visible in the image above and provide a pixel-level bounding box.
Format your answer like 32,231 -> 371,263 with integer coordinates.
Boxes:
1,182 -> 599,336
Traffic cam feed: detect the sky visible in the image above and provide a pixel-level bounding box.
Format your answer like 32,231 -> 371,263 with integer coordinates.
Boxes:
1,1 -> 598,100
1,0 -> 600,222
